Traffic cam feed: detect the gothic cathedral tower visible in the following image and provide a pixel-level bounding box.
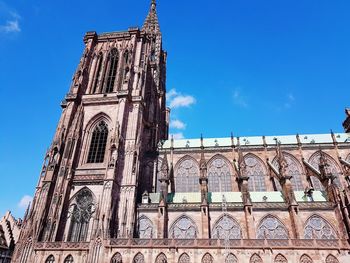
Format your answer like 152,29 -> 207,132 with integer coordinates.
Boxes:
14,1 -> 168,261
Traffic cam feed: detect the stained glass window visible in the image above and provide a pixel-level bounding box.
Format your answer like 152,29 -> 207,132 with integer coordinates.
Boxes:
212,214 -> 241,239
300,254 -> 313,263
169,215 -> 198,239
256,215 -> 288,239
137,216 -> 153,238
250,254 -> 262,263
274,254 -> 287,263
325,255 -> 339,263
64,255 -> 74,263
111,252 -> 122,263
201,253 -> 213,263
87,121 -> 108,163
155,253 -> 167,263
178,253 -> 190,263
304,215 -> 337,239
133,253 -> 145,263
175,157 -> 199,192
105,48 -> 119,93
208,156 -> 232,192
244,154 -> 267,192
225,253 -> 238,263
46,255 -> 55,263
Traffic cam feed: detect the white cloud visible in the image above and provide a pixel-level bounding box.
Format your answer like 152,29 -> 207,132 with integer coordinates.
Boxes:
170,119 -> 186,130
18,195 -> 33,210
0,7 -> 21,34
233,88 -> 248,108
166,88 -> 196,109
170,132 -> 185,140
284,93 -> 295,109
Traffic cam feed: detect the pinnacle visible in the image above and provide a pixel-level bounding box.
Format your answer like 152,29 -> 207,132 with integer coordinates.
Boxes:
142,0 -> 160,34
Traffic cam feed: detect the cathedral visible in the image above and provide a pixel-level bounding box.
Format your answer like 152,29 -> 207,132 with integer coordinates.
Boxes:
12,1 -> 350,262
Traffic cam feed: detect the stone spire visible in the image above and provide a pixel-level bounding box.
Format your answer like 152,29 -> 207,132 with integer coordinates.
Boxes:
142,0 -> 161,34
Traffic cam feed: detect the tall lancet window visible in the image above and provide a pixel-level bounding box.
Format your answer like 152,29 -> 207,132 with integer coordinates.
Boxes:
105,48 -> 119,93
92,53 -> 104,94
87,121 -> 108,163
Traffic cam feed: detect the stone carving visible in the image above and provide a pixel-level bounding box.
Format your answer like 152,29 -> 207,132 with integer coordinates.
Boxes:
208,156 -> 232,192
325,254 -> 339,263
137,216 -> 153,238
155,253 -> 167,263
272,153 -> 304,191
309,152 -> 341,187
212,215 -> 241,239
201,253 -> 213,263
133,253 -> 145,263
64,255 -> 74,263
250,253 -> 263,263
225,253 -> 238,263
304,215 -> 336,239
300,254 -> 313,263
175,157 -> 199,192
257,215 -> 288,239
274,254 -> 287,263
169,215 -> 198,239
244,154 -> 267,191
178,253 -> 190,263
111,252 -> 122,263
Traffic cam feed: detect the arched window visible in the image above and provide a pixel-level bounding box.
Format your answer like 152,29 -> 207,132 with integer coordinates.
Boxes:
208,156 -> 233,192
178,253 -> 190,263
300,254 -> 313,263
105,48 -> 119,93
310,176 -> 324,191
225,253 -> 238,263
64,255 -> 74,263
92,53 -> 104,94
257,215 -> 288,239
201,253 -> 213,263
274,254 -> 287,263
250,254 -> 262,263
67,188 -> 95,242
212,214 -> 241,239
304,215 -> 337,239
46,255 -> 55,263
87,121 -> 108,163
175,157 -> 199,192
244,154 -> 267,192
272,153 -> 304,191
346,154 -> 350,162
169,215 -> 198,239
137,215 -> 153,238
155,253 -> 167,263
309,151 -> 342,188
133,253 -> 145,263
111,252 -> 122,263
325,254 -> 339,263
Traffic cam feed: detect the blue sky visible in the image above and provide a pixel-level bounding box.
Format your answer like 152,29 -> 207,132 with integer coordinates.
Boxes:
0,0 -> 349,218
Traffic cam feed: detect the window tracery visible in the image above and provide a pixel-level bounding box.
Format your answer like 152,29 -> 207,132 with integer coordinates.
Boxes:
175,157 -> 199,192
244,154 -> 267,191
92,53 -> 104,94
256,215 -> 288,239
169,215 -> 198,239
212,214 -> 241,239
272,153 -> 304,191
111,252 -> 122,263
225,253 -> 238,263
137,216 -> 153,238
67,188 -> 95,242
300,254 -> 313,263
325,254 -> 339,263
133,253 -> 145,263
64,255 -> 74,263
201,253 -> 213,263
105,48 -> 119,93
178,253 -> 190,263
46,255 -> 55,263
250,254 -> 263,263
208,156 -> 232,192
304,215 -> 337,239
87,121 -> 108,163
155,253 -> 167,263
274,254 -> 287,263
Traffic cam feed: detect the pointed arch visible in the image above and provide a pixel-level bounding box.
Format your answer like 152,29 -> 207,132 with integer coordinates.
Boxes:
174,155 -> 200,192
45,255 -> 55,263
67,187 -> 96,242
212,214 -> 241,239
207,154 -> 233,192
137,215 -> 154,238
250,253 -> 263,263
244,153 -> 267,191
346,154 -> 350,162
300,254 -> 313,263
272,152 -> 304,191
225,253 -> 238,263
274,254 -> 287,263
64,255 -> 74,263
201,253 -> 213,263
308,151 -> 342,188
111,252 -> 122,263
155,253 -> 167,263
304,214 -> 337,239
256,215 -> 289,239
133,252 -> 145,263
104,48 -> 119,93
178,253 -> 190,263
325,254 -> 339,263
169,214 -> 198,239
92,52 -> 104,94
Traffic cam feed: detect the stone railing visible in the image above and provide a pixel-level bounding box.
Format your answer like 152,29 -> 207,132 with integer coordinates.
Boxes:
34,241 -> 90,250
